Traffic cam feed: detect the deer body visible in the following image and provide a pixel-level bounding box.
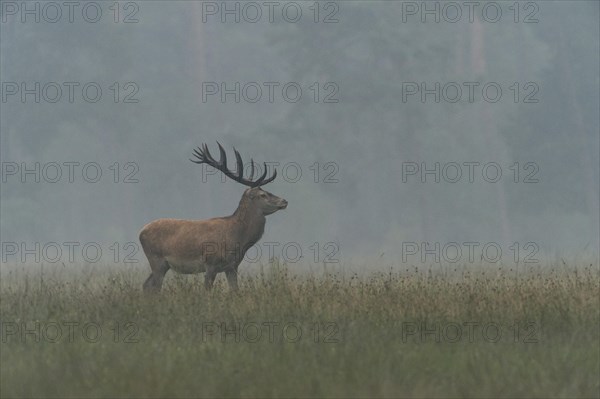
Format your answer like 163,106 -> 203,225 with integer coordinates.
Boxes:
140,143 -> 286,292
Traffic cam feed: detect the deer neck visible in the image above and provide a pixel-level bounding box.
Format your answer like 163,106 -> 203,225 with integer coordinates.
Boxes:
231,199 -> 266,247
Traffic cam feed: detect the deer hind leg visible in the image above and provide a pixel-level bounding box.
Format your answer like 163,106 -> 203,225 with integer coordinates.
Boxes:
143,254 -> 170,293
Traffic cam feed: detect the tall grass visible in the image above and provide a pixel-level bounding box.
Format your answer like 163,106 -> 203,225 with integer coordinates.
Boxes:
1,260 -> 598,398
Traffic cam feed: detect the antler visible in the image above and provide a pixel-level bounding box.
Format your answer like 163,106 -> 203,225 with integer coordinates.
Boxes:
190,142 -> 277,187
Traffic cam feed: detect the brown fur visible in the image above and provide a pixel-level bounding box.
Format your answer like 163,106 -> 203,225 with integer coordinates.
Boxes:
140,187 -> 286,292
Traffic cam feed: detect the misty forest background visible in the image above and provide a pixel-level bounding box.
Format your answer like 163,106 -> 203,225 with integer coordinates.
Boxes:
1,1 -> 598,265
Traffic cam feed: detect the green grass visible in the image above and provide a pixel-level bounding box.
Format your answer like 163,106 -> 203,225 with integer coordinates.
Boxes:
1,261 -> 599,398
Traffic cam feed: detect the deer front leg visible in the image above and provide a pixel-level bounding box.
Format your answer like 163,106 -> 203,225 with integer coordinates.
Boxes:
204,268 -> 217,290
225,268 -> 239,292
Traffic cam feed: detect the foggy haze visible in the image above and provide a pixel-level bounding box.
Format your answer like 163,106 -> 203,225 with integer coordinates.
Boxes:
1,1 -> 598,269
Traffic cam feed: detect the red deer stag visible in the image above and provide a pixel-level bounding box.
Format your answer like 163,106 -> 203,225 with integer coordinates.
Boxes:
139,143 -> 287,292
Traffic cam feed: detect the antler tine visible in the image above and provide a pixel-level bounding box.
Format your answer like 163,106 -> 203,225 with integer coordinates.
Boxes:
202,143 -> 215,164
216,142 -> 227,168
190,147 -> 203,163
248,158 -> 255,181
246,161 -> 277,187
255,162 -> 278,186
233,148 -> 244,181
252,162 -> 268,185
264,165 -> 278,185
265,167 -> 278,185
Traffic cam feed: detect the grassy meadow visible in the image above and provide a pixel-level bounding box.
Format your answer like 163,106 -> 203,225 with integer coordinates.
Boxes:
1,260 -> 598,398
